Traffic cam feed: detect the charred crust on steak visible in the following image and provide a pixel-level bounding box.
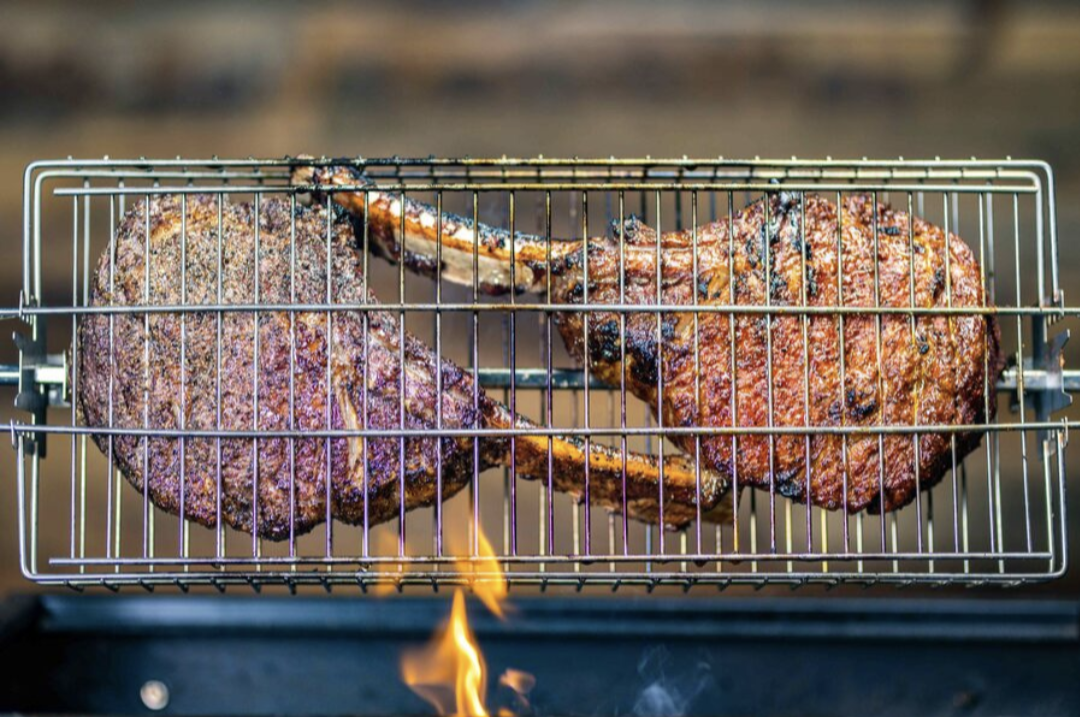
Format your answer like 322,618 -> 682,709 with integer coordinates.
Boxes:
589,319 -> 623,364
660,316 -> 678,343
775,466 -> 804,499
931,267 -> 946,299
626,330 -> 660,386
611,215 -> 653,245
402,249 -> 443,280
845,388 -> 878,421
805,265 -> 818,298
769,272 -> 788,302
562,247 -> 584,271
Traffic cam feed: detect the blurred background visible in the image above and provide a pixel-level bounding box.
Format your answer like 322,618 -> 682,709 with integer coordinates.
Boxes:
1,0 -> 1079,596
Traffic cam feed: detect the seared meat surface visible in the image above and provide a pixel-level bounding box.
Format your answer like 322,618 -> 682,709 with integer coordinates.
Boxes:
298,164 -> 1002,514
77,195 -> 730,540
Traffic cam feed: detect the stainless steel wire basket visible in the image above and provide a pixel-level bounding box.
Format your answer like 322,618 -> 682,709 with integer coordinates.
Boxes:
5,156 -> 1074,591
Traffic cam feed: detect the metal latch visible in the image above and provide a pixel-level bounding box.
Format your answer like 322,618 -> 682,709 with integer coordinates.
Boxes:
1010,292 -> 1072,456
11,303 -> 67,457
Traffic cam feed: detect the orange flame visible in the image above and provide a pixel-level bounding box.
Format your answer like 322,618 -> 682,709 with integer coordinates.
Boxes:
401,589 -> 488,716
454,525 -> 510,620
401,522 -> 535,716
498,668 -> 537,712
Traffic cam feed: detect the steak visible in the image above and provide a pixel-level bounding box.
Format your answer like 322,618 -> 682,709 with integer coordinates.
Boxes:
298,164 -> 1002,514
76,195 -> 730,540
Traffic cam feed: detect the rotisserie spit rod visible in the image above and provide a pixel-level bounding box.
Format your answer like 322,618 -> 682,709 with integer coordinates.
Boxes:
76,195 -> 731,540
296,164 -> 1002,514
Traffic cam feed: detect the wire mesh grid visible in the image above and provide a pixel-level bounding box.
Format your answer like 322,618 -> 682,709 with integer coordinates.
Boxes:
6,156 -> 1074,591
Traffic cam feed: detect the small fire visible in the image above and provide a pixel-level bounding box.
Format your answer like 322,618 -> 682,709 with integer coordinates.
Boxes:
401,589 -> 488,716
456,525 -> 509,620
400,522 -> 533,716
498,668 -> 537,714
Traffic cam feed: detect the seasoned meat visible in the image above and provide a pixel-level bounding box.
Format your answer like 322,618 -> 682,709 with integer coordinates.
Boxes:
76,195 -> 730,540
298,164 -> 1002,514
